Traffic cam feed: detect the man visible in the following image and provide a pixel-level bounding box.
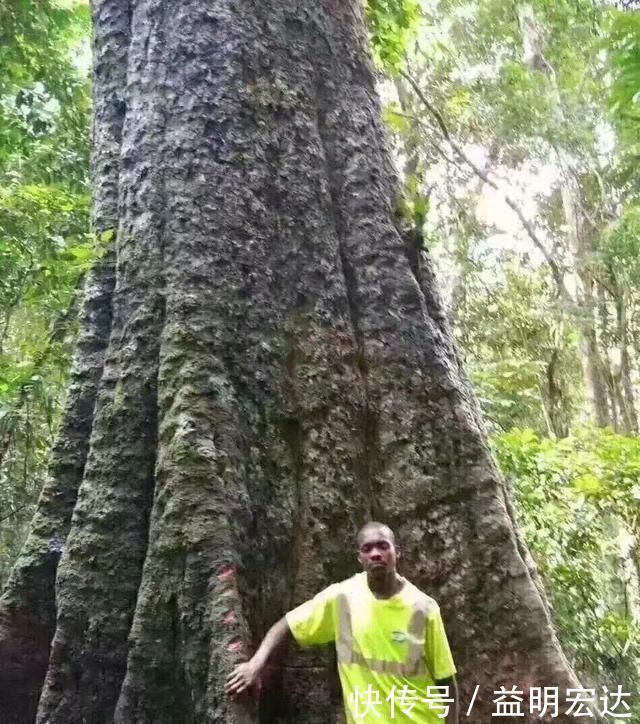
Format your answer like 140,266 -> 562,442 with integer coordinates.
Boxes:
226,522 -> 459,724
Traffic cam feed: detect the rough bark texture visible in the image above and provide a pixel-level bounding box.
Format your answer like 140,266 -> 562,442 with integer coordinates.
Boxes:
2,1 -> 585,723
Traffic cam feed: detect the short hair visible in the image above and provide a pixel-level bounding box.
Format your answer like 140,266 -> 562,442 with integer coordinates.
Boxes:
357,521 -> 396,547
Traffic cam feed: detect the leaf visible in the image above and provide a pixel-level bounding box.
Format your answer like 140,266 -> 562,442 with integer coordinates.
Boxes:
99,228 -> 115,243
66,243 -> 93,261
572,473 -> 602,496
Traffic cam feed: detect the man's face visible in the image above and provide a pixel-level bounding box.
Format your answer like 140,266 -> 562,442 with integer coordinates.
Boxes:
357,527 -> 398,578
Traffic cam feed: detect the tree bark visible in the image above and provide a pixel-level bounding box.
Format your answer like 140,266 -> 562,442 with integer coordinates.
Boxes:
2,1 -> 585,723
615,287 -> 638,434
541,347 -> 569,438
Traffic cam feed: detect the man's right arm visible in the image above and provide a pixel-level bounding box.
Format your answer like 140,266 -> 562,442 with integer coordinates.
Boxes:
225,583 -> 338,698
225,616 -> 292,698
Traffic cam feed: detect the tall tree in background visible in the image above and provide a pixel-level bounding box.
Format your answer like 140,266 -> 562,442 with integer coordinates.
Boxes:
1,1 -> 586,723
0,0 -> 93,583
389,0 -> 640,436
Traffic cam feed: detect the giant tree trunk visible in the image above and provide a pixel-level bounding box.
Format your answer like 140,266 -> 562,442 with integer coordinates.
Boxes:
1,1 -> 584,723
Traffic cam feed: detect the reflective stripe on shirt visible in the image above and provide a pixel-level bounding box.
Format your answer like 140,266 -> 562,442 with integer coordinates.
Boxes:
335,591 -> 433,679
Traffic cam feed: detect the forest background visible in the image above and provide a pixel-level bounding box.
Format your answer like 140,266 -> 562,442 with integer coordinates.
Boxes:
2,0 -> 640,714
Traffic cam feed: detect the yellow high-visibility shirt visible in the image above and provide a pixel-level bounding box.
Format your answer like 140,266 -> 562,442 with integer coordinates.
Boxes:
286,572 -> 457,723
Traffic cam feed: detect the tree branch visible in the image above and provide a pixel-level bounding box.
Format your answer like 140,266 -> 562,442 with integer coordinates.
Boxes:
399,69 -> 575,307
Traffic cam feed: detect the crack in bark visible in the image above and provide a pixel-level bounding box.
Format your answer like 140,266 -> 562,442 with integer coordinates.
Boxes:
313,99 -> 377,522
279,333 -> 308,610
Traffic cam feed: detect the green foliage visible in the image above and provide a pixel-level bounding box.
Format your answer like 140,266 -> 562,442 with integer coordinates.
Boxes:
602,204 -> 640,285
0,0 -> 92,584
608,8 -> 640,187
384,0 -> 640,692
495,427 -> 640,690
0,0 -> 90,175
608,10 -> 640,128
418,0 -> 605,159
456,257 -> 581,435
364,0 -> 420,70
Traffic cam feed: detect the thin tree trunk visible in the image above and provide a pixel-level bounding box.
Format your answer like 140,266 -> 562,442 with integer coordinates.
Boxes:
541,347 -> 568,438
616,288 -> 638,434
596,281 -> 620,431
2,2 -> 586,723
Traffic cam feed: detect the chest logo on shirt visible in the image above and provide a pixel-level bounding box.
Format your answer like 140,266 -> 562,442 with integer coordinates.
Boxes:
391,630 -> 407,643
